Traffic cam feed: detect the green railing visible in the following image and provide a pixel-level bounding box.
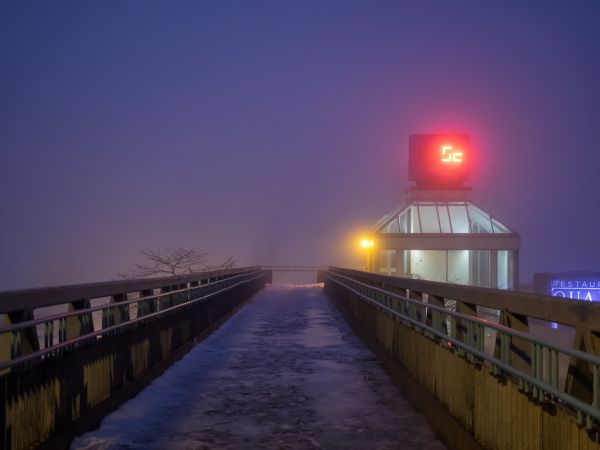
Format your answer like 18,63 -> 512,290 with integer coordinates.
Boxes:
0,268 -> 266,371
325,270 -> 600,430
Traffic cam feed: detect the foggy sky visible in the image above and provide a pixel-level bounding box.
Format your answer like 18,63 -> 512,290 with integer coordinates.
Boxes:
1,1 -> 600,289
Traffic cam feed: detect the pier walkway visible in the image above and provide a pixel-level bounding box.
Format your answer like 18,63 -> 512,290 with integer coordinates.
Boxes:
71,285 -> 444,450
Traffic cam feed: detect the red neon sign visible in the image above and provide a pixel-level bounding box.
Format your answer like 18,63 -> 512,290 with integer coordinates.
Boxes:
408,134 -> 471,188
441,145 -> 463,163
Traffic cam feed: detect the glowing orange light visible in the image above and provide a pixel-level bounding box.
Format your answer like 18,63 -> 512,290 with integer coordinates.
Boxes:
360,239 -> 374,249
441,145 -> 463,163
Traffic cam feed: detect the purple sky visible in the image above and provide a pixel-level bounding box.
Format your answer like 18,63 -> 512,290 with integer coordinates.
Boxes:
1,2 -> 599,289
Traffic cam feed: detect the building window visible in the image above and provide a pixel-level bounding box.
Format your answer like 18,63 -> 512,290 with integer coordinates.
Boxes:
379,250 -> 397,275
377,201 -> 513,234
419,205 -> 440,233
470,250 -> 491,287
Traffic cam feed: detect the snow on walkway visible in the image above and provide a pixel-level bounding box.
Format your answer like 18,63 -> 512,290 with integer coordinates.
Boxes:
71,285 -> 445,450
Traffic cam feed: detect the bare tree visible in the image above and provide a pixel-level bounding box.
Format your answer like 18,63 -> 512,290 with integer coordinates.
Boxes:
119,247 -> 237,278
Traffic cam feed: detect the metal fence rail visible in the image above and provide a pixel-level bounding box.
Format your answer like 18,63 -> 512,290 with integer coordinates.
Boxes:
0,268 -> 266,371
0,267 -> 258,313
0,267 -> 269,450
325,270 -> 600,429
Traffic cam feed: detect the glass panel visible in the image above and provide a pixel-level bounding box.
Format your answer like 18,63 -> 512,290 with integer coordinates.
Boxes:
491,218 -> 510,233
419,205 -> 440,233
438,205 -> 452,233
468,204 -> 493,233
448,205 -> 469,233
410,250 -> 446,282
388,202 -> 512,234
448,250 -> 469,284
507,250 -> 514,289
470,250 -> 478,285
470,250 -> 491,287
399,210 -> 409,233
383,217 -> 400,233
379,250 -> 397,275
481,250 -> 491,287
497,250 -> 508,289
410,205 -> 422,233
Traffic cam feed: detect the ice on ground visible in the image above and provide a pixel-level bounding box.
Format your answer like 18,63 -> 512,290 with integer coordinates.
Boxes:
71,285 -> 445,450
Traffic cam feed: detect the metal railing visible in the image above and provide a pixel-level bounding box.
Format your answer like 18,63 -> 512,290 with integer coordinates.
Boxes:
325,270 -> 600,430
0,269 -> 266,372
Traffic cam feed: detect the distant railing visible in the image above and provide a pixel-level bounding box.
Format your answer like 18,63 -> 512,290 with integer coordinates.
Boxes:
261,266 -> 327,285
326,267 -> 600,430
0,267 -> 264,371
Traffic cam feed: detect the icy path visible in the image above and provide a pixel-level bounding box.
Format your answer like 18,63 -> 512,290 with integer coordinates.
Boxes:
72,285 -> 445,450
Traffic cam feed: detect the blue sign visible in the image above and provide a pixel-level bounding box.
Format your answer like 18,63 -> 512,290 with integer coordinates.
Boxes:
550,274 -> 600,302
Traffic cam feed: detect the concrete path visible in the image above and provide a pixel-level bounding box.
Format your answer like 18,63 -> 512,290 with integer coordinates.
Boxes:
71,285 -> 445,450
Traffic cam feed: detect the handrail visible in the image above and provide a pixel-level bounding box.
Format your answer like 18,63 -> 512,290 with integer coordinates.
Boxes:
329,266 -> 600,329
0,266 -> 259,313
325,271 -> 600,428
328,271 -> 600,367
0,271 -> 256,335
0,270 -> 267,371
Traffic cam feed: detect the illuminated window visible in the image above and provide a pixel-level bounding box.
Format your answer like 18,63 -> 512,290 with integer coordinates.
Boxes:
410,250 -> 447,282
375,201 -> 513,235
418,205 -> 440,233
399,209 -> 409,233
379,250 -> 397,275
497,250 -> 514,289
468,204 -> 493,233
383,218 -> 400,233
448,250 -> 469,284
448,205 -> 470,233
438,205 -> 452,233
491,219 -> 510,233
471,250 -> 491,288
410,205 -> 422,233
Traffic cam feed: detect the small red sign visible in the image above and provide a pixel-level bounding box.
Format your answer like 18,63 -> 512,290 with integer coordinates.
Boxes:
409,134 -> 470,188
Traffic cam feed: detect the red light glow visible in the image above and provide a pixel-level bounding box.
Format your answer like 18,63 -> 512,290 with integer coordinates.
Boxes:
408,134 -> 471,188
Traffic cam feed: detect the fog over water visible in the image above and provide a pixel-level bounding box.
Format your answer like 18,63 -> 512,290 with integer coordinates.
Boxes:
1,2 -> 599,289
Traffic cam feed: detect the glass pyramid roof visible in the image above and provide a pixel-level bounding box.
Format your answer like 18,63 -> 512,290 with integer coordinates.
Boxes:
373,201 -> 513,234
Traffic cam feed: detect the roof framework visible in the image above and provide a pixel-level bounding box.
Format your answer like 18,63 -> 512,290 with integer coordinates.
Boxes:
373,201 -> 514,235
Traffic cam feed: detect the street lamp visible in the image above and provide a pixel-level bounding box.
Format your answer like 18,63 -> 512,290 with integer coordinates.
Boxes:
360,238 -> 374,272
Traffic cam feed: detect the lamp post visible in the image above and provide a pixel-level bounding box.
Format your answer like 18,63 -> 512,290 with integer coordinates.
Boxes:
360,239 -> 374,272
